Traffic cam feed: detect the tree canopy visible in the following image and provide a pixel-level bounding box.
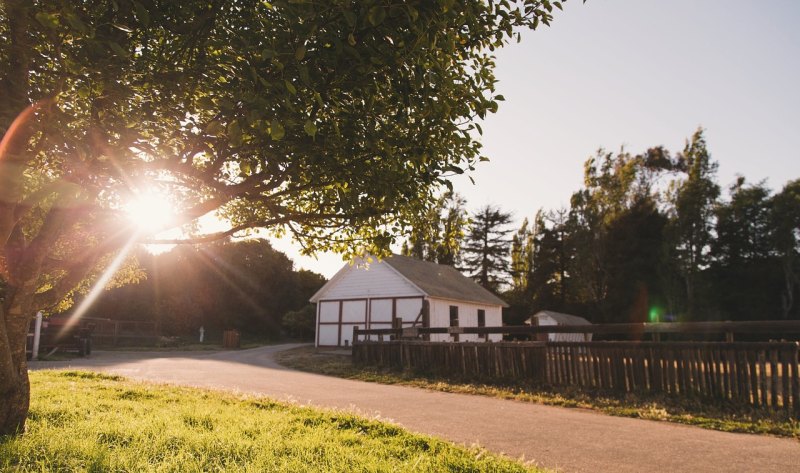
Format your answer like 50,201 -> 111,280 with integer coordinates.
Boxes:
0,0 -> 571,435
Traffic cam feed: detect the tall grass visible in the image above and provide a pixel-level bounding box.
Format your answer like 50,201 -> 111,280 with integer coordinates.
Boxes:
1,371 -> 538,472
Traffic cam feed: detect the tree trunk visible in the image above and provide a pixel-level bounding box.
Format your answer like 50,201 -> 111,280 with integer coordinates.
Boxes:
0,366 -> 30,436
0,297 -> 33,436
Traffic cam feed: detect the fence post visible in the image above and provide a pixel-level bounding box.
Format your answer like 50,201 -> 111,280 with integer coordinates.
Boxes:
352,326 -> 359,345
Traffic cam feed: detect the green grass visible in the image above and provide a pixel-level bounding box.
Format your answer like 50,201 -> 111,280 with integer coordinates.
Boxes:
276,346 -> 800,439
0,371 -> 540,472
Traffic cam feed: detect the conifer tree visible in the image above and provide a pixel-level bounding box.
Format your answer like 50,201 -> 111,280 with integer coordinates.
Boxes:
462,205 -> 513,292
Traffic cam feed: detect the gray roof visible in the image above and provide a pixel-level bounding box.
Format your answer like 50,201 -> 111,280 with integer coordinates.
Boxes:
526,310 -> 591,325
385,255 -> 508,307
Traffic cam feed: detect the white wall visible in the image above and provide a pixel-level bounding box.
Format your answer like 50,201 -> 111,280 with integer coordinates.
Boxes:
428,297 -> 502,342
369,299 -> 393,323
314,259 -> 427,346
396,298 -> 423,325
315,259 -> 422,300
535,314 -> 593,342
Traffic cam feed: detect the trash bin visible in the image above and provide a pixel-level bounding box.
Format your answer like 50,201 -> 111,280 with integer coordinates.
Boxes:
222,330 -> 240,349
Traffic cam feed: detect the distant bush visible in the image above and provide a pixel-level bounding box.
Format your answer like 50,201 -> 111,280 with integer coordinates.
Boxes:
282,304 -> 316,340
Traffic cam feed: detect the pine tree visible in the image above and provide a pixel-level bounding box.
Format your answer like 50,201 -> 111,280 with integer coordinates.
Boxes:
462,205 -> 513,292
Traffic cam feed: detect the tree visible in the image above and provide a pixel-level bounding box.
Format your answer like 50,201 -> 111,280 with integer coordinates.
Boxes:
708,179 -> 783,321
566,147 -> 674,322
531,208 -> 574,312
282,304 -> 316,340
462,205 -> 513,292
401,191 -> 468,266
771,179 -> 800,319
0,0 -> 569,434
509,217 -> 534,291
665,129 -> 720,318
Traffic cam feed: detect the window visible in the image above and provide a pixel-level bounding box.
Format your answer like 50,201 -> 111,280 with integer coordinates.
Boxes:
477,309 -> 485,327
449,305 -> 459,342
449,306 -> 459,326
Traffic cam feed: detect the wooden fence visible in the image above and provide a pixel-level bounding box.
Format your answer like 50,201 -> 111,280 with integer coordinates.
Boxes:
352,322 -> 800,415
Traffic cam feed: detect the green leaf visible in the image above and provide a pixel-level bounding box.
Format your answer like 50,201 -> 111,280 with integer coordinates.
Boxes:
368,6 -> 386,26
109,42 -> 127,57
304,120 -> 317,138
298,65 -> 310,85
347,33 -> 356,46
132,1 -> 150,27
205,121 -> 224,135
64,13 -> 88,34
344,10 -> 357,28
284,80 -> 297,95
495,94 -> 505,101
34,12 -> 60,30
295,45 -> 306,61
227,121 -> 243,146
240,160 -> 251,176
270,122 -> 285,141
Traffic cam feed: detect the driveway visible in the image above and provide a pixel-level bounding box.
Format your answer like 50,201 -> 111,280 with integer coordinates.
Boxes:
31,345 -> 800,473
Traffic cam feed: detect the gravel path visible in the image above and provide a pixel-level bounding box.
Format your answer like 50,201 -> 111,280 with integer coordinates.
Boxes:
31,344 -> 800,472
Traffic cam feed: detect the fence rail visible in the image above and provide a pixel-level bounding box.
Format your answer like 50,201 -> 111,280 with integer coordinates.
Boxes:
354,320 -> 800,342
352,321 -> 800,415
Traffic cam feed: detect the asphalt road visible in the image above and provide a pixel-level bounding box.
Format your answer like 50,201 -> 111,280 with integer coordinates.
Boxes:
31,345 -> 800,472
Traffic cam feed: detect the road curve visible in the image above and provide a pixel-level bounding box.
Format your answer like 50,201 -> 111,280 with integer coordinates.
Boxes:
31,345 -> 800,473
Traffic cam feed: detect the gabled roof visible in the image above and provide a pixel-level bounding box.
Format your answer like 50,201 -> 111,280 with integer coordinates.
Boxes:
309,254 -> 507,307
383,255 -> 508,307
527,310 -> 591,325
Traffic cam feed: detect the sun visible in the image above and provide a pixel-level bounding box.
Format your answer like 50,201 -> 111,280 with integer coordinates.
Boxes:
124,190 -> 177,235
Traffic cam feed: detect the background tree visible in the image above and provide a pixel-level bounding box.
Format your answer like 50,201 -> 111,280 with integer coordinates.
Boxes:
528,209 -> 576,313
281,304 -> 317,340
665,129 -> 720,318
509,217 -> 534,291
556,148 -> 673,322
78,239 -> 326,337
707,179 -> 783,321
772,179 -> 800,319
503,216 -> 535,324
461,205 -> 513,292
401,191 -> 468,266
0,0 -> 569,434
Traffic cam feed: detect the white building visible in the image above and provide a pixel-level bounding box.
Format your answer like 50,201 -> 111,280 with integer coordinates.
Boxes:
526,310 -> 593,342
310,255 -> 508,347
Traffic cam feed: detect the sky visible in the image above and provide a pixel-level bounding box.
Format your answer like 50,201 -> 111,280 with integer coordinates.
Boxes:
271,0 -> 800,279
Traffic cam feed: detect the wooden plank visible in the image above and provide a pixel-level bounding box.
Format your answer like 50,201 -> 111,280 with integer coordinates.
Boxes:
780,347 -> 791,410
770,348 -> 780,409
746,347 -> 756,406
759,349 -> 769,407
791,344 -> 800,417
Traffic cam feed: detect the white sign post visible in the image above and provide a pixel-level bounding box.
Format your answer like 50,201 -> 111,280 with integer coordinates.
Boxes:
31,311 -> 43,361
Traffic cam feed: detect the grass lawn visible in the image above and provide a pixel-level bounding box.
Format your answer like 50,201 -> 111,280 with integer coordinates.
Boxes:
276,346 -> 800,439
0,371 -> 539,472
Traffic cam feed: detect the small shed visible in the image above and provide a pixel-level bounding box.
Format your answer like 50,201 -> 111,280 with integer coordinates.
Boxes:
526,310 -> 593,342
310,254 -> 508,347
